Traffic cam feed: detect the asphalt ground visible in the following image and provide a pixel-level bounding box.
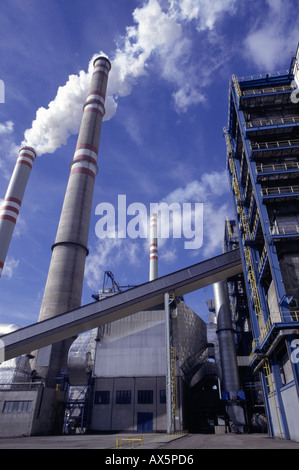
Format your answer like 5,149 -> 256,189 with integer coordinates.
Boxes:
0,432 -> 299,449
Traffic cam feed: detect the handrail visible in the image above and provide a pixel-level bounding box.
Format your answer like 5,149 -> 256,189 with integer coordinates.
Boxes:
247,116 -> 299,128
262,185 -> 299,196
251,139 -> 299,150
257,162 -> 299,173
242,85 -> 294,96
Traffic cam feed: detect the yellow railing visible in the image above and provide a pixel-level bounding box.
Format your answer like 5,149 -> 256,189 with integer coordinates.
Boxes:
242,85 -> 294,96
116,436 -> 143,449
262,185 -> 299,196
258,245 -> 267,274
283,310 -> 299,322
260,316 -> 273,344
270,224 -> 299,235
244,246 -> 262,319
232,75 -> 242,100
238,70 -> 289,82
251,139 -> 299,150
257,161 -> 299,173
226,218 -> 234,240
247,116 -> 299,128
224,132 -> 259,242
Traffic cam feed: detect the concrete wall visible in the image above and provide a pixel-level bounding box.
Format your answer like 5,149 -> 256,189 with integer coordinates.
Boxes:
91,376 -> 167,432
0,384 -> 43,437
30,387 -> 66,435
281,382 -> 299,442
268,394 -> 282,439
90,302 -> 208,433
267,281 -> 281,323
266,377 -> 299,442
94,309 -> 166,378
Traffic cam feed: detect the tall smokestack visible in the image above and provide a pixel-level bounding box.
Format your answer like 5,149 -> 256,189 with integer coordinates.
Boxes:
149,213 -> 158,281
0,147 -> 36,277
34,57 -> 111,388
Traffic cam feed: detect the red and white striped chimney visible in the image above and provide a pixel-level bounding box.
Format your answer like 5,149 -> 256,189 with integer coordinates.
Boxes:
0,146 -> 36,277
32,57 -> 111,395
149,213 -> 158,281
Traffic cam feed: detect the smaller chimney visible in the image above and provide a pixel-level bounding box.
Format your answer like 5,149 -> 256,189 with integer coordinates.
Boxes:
0,146 -> 36,277
149,213 -> 158,281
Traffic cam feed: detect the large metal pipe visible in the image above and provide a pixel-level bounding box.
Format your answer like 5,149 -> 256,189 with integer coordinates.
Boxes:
214,281 -> 240,395
213,280 -> 246,432
0,147 -> 36,277
164,292 -> 173,434
34,57 -> 111,386
149,213 -> 158,281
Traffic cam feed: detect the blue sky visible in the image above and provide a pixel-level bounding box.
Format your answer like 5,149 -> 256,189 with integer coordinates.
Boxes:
0,0 -> 298,327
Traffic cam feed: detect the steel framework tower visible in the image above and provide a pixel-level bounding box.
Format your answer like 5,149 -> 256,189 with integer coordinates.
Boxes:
224,46 -> 299,440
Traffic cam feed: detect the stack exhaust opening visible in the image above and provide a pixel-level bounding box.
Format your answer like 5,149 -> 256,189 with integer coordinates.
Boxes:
0,147 -> 36,278
149,212 -> 158,281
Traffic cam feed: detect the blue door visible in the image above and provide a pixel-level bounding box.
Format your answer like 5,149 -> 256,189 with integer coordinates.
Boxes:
137,412 -> 153,433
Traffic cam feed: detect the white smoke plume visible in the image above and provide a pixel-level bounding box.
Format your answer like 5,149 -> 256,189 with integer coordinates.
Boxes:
22,0 -> 237,157
22,57 -> 109,156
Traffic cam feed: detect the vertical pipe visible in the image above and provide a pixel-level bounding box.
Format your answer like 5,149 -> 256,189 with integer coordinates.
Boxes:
214,281 -> 240,396
213,280 -> 246,432
34,57 -> 111,388
149,213 -> 158,281
0,147 -> 36,277
164,292 -> 172,434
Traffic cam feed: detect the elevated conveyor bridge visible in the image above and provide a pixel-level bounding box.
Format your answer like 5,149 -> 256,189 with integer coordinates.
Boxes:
1,249 -> 242,362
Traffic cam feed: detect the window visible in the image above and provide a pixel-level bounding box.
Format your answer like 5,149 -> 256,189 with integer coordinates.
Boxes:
94,391 -> 110,405
2,401 -> 32,413
138,390 -> 153,404
116,390 -> 131,404
160,390 -> 166,404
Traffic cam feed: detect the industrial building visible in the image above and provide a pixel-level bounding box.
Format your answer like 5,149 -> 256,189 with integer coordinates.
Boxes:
0,46 -> 298,442
67,301 -> 211,434
224,42 -> 299,441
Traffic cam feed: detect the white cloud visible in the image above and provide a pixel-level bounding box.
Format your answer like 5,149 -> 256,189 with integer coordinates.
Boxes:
86,170 -> 231,288
159,247 -> 177,263
23,65 -> 92,156
2,257 -> 19,279
108,0 -> 237,114
85,235 -> 141,291
0,121 -> 13,135
22,54 -> 118,157
163,170 -> 229,203
108,0 -> 196,112
19,0 -> 240,156
244,0 -> 298,70
162,170 -> 231,257
169,0 -> 237,31
0,121 -> 20,179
